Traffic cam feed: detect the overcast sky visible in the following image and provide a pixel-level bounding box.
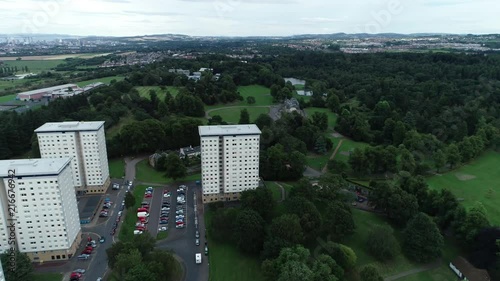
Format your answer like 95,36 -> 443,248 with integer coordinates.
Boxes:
0,0 -> 498,36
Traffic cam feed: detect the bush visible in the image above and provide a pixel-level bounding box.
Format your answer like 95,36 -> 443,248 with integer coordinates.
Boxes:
366,225 -> 400,261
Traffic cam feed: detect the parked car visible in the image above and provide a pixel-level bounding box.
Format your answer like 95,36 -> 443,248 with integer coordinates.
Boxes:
204,245 -> 209,255
144,194 -> 152,198
176,224 -> 184,229
195,239 -> 200,246
73,269 -> 86,274
99,236 -> 105,243
158,226 -> 168,232
77,254 -> 89,260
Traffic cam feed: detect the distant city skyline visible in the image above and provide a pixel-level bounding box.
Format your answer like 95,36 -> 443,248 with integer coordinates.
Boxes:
0,0 -> 498,37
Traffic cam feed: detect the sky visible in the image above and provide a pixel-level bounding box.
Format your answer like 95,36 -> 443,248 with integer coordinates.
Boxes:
0,0 -> 498,36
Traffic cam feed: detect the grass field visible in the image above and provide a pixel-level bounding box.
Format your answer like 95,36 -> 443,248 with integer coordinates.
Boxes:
397,266 -> 457,281
32,273 -> 63,281
0,93 -> 17,102
265,181 -> 283,202
108,158 -> 125,179
306,151 -> 332,171
76,76 -> 124,87
135,160 -> 201,184
303,107 -> 338,129
427,150 -> 500,225
334,138 -> 370,163
206,85 -> 273,110
1,60 -> 65,73
136,86 -> 180,100
118,185 -> 147,242
205,211 -> 265,281
207,107 -> 270,124
0,78 -> 44,91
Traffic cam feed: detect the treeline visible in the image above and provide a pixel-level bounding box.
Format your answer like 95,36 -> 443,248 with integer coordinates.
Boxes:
54,55 -> 117,71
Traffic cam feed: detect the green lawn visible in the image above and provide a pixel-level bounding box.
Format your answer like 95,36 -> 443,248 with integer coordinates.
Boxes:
108,158 -> 125,179
303,107 -> 338,129
32,272 -> 63,281
306,152 -> 332,171
0,78 -> 44,91
106,114 -> 135,139
265,181 -> 283,202
136,86 -> 180,100
2,60 -> 65,73
344,209 -> 419,277
208,107 -> 270,124
157,231 -> 169,240
118,185 -> 147,242
427,150 -> 500,225
205,211 -> 265,281
397,266 -> 458,281
0,93 -> 17,102
334,138 -> 370,163
76,76 -> 124,87
206,85 -> 273,110
135,159 -> 200,184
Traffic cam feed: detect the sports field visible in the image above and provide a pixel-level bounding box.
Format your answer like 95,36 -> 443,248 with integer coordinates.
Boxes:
0,94 -> 17,103
76,76 -> 124,87
1,59 -> 65,73
136,86 -> 180,100
207,107 -> 270,124
206,85 -> 273,110
427,150 -> 500,225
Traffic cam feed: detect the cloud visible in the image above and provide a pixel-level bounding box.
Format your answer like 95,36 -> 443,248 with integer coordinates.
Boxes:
177,0 -> 298,4
122,10 -> 183,16
301,17 -> 346,23
100,0 -> 131,2
420,0 -> 475,6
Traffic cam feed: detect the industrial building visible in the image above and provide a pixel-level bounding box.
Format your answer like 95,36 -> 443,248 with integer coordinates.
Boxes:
16,84 -> 79,101
0,158 -> 82,262
198,125 -> 261,203
35,121 -> 110,194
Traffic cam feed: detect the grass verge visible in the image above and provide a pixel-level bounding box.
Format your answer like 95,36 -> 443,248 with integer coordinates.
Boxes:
118,185 -> 146,242
108,158 -> 125,179
157,231 -> 169,241
32,273 -> 63,281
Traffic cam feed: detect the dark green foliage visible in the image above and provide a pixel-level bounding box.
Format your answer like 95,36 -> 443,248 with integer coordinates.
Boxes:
240,187 -> 276,222
246,96 -> 256,104
163,152 -> 187,180
234,210 -> 266,254
366,225 -> 400,261
208,208 -> 239,243
327,159 -> 349,174
239,108 -> 250,124
369,181 -> 419,226
311,112 -> 328,131
0,251 -> 33,281
321,242 -> 357,271
359,265 -> 384,281
262,214 -> 303,259
322,201 -> 355,241
254,113 -> 273,129
124,191 -> 136,209
453,202 -> 490,243
260,144 -> 306,181
285,196 -> 322,240
403,213 -> 444,263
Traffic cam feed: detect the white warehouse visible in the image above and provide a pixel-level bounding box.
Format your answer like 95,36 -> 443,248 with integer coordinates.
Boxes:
35,121 -> 110,194
199,125 -> 261,203
0,158 -> 82,262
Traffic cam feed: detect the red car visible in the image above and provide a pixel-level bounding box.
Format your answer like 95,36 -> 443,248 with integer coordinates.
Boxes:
70,272 -> 82,279
82,250 -> 92,255
144,194 -> 152,198
137,208 -> 148,213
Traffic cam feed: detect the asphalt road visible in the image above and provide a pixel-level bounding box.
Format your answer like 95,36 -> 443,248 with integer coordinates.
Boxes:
80,180 -> 128,281
156,181 -> 209,281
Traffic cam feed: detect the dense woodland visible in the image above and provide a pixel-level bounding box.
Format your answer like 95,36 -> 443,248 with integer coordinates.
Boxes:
1,51 -> 500,279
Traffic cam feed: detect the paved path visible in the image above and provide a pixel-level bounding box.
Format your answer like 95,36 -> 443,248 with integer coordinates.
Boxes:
204,105 -> 272,119
384,259 -> 442,281
321,139 -> 344,173
303,166 -> 323,177
274,182 -> 286,202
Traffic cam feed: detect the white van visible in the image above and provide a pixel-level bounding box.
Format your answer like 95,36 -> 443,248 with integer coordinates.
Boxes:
195,253 -> 202,264
137,212 -> 149,218
133,230 -> 143,235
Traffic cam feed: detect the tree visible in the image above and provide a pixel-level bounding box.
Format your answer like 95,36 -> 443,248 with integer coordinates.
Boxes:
115,248 -> 143,279
164,152 -> 187,180
0,250 -> 33,281
311,112 -> 328,131
314,136 -> 328,154
433,149 -> 446,173
446,143 -> 461,168
349,148 -> 366,174
255,113 -> 273,129
247,96 -> 256,104
359,265 -> 384,281
240,187 -> 276,222
125,264 -> 156,281
455,202 -> 490,242
326,93 -> 340,113
403,213 -> 444,263
124,191 -> 136,209
321,242 -> 357,271
327,159 -> 349,175
239,108 -> 250,124
262,214 -> 304,259
234,209 -> 266,254
400,148 -> 416,174
323,201 -> 355,241
285,197 -> 322,240
392,121 -> 406,145
366,225 -> 400,261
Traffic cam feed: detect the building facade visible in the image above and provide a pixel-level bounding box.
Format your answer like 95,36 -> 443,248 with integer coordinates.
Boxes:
35,121 -> 110,194
199,125 -> 261,203
0,158 -> 82,262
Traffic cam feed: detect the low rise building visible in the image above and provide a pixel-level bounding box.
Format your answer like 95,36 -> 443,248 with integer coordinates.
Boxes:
16,84 -> 78,101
